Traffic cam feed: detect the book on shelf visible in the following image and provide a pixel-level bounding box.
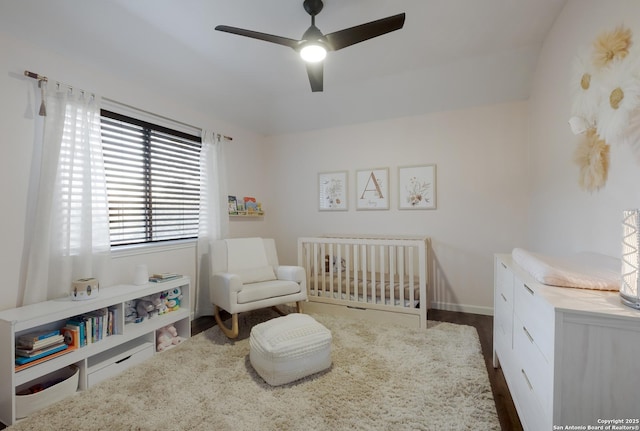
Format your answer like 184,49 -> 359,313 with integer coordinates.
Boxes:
14,343 -> 68,365
66,306 -> 116,346
15,333 -> 64,351
14,346 -> 75,372
228,195 -> 238,214
16,329 -> 60,346
15,341 -> 67,358
149,273 -> 182,282
67,316 -> 89,347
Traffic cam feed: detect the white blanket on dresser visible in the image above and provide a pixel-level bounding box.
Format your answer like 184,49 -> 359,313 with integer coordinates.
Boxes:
511,248 -> 621,291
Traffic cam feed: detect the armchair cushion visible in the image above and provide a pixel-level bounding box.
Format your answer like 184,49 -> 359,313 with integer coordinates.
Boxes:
237,279 -> 302,304
236,266 -> 277,284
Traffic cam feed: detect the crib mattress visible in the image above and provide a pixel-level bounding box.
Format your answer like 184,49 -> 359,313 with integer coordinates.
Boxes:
511,248 -> 620,291
308,272 -> 421,301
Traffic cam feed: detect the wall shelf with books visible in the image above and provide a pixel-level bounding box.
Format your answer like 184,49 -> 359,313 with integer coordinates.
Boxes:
0,276 -> 190,426
228,195 -> 264,218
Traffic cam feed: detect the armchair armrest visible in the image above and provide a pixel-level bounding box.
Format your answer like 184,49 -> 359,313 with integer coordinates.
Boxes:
276,266 -> 305,283
210,272 -> 244,310
212,273 -> 244,292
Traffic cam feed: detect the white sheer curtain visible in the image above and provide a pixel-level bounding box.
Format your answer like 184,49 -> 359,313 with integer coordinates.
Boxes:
195,130 -> 229,317
21,83 -> 111,306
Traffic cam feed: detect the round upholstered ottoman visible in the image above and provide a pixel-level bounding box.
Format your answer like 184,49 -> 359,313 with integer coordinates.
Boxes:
249,313 -> 332,386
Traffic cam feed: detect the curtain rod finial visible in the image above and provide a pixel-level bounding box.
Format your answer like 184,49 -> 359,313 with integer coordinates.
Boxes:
24,70 -> 48,82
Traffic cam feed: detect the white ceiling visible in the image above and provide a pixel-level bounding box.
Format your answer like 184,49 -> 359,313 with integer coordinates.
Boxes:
0,0 -> 566,136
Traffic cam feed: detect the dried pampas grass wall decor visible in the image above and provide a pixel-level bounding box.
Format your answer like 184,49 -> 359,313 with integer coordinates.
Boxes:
569,24 -> 640,192
574,129 -> 610,192
593,25 -> 633,68
571,49 -> 600,126
596,52 -> 640,143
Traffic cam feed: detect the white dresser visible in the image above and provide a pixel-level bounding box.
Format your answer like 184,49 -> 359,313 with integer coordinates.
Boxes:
493,254 -> 640,431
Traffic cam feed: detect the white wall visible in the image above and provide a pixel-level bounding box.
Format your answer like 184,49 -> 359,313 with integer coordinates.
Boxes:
0,33 -> 267,313
265,102 -> 529,314
528,0 -> 640,257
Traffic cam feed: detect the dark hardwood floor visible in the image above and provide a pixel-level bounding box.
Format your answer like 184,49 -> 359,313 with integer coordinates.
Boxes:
193,309 -> 523,431
428,309 -> 523,431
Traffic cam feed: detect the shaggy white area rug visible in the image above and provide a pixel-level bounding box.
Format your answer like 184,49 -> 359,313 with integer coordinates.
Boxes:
8,310 -> 499,431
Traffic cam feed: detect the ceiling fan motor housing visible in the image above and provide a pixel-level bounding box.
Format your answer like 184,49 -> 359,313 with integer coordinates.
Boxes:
303,0 -> 324,17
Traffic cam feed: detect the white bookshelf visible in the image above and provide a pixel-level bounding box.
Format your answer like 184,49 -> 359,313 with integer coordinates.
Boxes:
0,277 -> 191,426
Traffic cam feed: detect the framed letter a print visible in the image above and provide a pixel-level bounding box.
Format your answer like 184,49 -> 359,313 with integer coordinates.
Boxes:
356,168 -> 389,210
399,164 -> 436,209
318,171 -> 348,211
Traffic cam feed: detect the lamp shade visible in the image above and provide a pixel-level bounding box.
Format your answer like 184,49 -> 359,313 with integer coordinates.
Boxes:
621,209 -> 640,309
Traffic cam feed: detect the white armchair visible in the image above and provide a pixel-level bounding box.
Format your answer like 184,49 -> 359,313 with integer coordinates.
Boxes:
210,237 -> 307,338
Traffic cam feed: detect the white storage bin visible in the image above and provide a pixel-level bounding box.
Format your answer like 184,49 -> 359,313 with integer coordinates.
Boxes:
87,341 -> 154,388
15,365 -> 79,419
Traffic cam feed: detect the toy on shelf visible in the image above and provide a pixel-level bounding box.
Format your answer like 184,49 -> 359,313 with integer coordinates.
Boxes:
156,324 -> 182,352
124,300 -> 139,324
126,293 -> 170,324
165,287 -> 183,311
135,299 -> 155,321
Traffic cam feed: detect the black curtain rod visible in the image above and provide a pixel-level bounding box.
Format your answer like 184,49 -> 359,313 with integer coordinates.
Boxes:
23,70 -> 232,142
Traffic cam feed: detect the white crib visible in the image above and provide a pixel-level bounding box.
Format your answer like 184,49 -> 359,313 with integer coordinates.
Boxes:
297,235 -> 429,329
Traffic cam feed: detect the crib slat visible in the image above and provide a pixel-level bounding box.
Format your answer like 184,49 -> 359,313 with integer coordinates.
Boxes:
378,245 -> 385,304
398,248 -> 405,305
344,245 -> 350,299
325,243 -> 335,298
389,245 -> 395,306
353,244 -> 359,301
310,242 -> 320,296
336,244 -> 342,297
362,244 -> 368,304
408,247 -> 415,307
305,243 -> 312,296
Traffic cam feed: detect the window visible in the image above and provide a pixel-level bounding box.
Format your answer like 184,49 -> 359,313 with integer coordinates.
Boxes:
100,110 -> 202,247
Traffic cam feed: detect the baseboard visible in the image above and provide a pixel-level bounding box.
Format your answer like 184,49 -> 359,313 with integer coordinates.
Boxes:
431,301 -> 493,316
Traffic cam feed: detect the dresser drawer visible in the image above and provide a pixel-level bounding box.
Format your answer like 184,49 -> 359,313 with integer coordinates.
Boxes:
510,364 -> 550,431
514,278 -> 554,362
513,314 -> 552,417
494,289 -> 513,345
496,258 -> 514,305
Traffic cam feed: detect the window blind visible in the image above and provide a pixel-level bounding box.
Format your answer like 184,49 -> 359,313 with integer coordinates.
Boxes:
100,110 -> 202,247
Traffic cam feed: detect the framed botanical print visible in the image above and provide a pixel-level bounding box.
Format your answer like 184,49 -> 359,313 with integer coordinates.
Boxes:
356,168 -> 389,210
318,171 -> 348,211
398,164 -> 436,210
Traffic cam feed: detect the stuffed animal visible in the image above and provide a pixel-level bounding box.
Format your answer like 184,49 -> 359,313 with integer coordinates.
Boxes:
156,324 -> 181,351
136,298 -> 155,320
148,292 -> 168,315
124,300 -> 139,323
165,287 -> 183,311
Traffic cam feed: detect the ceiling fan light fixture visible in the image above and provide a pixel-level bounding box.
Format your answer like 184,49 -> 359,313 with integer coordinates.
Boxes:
215,0 -> 406,91
300,43 -> 327,62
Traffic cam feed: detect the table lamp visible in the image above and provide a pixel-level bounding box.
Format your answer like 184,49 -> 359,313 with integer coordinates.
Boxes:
621,209 -> 640,309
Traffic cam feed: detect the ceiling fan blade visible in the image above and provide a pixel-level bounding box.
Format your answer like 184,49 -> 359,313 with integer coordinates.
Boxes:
215,25 -> 300,49
306,62 -> 324,92
324,13 -> 405,51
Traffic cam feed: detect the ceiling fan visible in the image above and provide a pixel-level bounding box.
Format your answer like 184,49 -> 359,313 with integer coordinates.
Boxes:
215,0 -> 406,92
